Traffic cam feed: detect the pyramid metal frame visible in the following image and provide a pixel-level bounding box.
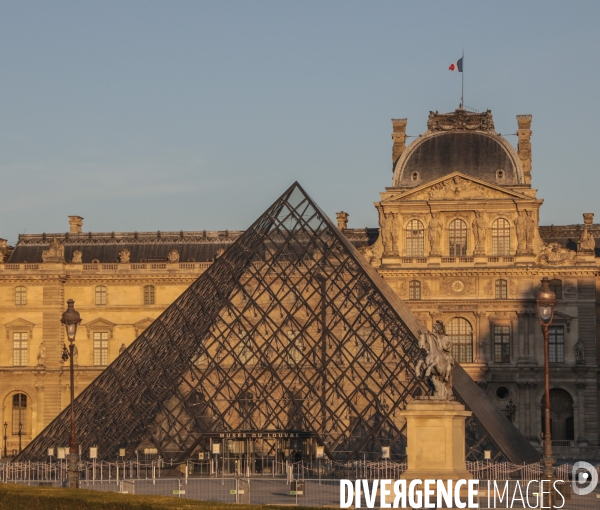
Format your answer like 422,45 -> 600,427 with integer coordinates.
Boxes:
15,183 -> 539,464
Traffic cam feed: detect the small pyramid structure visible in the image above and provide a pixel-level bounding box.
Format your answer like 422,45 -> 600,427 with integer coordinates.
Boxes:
16,183 -> 539,464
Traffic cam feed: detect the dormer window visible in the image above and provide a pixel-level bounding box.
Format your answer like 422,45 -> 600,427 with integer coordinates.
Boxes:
496,169 -> 505,180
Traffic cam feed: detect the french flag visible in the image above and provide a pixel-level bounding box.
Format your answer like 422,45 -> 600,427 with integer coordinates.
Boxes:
448,57 -> 463,72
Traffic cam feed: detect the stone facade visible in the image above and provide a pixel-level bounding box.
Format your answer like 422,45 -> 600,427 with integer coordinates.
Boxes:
0,108 -> 598,459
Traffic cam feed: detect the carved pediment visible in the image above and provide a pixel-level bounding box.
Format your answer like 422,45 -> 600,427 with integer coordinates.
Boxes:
5,318 -> 35,339
133,317 -> 154,337
386,173 -> 529,203
83,318 -> 116,339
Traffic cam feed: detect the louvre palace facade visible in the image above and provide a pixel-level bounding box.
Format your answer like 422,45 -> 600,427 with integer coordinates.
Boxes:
1,108 -> 598,460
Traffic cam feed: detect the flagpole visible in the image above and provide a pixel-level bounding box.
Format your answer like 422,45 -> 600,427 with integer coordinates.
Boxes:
461,47 -> 464,108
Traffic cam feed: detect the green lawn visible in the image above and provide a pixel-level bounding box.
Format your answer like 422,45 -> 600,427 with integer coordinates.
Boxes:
0,484 -> 320,510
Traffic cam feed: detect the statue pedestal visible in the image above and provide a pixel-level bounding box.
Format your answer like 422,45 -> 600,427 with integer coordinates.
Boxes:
401,398 -> 472,481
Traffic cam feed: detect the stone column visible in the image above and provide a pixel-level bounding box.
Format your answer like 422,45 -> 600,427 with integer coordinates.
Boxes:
516,382 -> 527,434
576,382 -> 587,444
516,312 -> 526,360
527,312 -> 537,364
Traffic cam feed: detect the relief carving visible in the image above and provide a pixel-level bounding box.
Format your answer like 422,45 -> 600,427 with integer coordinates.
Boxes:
537,242 -> 576,266
420,176 -> 494,200
71,250 -> 82,264
422,281 -> 432,297
41,237 -> 65,263
398,280 -> 408,296
483,280 -> 493,295
168,249 -> 180,263
427,109 -> 495,132
440,277 -> 476,295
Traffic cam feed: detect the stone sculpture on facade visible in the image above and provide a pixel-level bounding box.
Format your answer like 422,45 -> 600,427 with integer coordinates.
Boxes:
574,338 -> 585,364
427,213 -> 443,256
168,249 -> 180,263
578,228 -> 596,252
71,250 -> 82,264
72,345 -> 79,366
41,237 -> 65,263
118,249 -> 131,263
379,210 -> 396,255
472,211 -> 486,255
119,343 -> 126,355
37,343 -> 46,366
416,321 -> 455,399
514,211 -> 528,254
525,210 -> 536,252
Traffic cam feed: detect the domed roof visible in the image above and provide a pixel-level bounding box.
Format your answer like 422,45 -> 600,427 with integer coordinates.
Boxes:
393,109 -> 524,187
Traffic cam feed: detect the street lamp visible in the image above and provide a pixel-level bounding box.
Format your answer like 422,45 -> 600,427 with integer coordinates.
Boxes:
3,422 -> 7,458
61,299 -> 81,489
535,277 -> 557,483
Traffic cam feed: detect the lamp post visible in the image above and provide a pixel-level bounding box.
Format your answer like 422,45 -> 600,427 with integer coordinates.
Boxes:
61,299 -> 81,489
3,422 -> 7,458
535,277 -> 557,483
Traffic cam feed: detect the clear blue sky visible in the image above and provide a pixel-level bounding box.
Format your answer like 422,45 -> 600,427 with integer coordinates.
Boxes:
1,1 -> 598,244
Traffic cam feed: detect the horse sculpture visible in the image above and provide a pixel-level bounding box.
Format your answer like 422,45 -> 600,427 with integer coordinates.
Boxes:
415,320 -> 455,399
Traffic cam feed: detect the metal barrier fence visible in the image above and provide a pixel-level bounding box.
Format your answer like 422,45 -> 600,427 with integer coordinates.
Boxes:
3,460 -> 600,508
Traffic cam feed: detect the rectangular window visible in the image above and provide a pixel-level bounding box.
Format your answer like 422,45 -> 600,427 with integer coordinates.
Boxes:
495,280 -> 508,299
144,286 -> 155,305
93,332 -> 109,366
13,332 -> 28,367
549,326 -> 564,363
493,325 -> 511,363
409,280 -> 421,300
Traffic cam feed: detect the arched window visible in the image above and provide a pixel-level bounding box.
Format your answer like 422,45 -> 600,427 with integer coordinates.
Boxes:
409,280 -> 421,300
495,279 -> 508,299
448,219 -> 467,256
15,286 -> 27,306
549,279 -> 562,299
405,219 -> 424,256
447,318 -> 473,363
541,389 -> 574,440
144,285 -> 155,305
492,218 -> 511,255
95,286 -> 107,305
12,394 -> 27,435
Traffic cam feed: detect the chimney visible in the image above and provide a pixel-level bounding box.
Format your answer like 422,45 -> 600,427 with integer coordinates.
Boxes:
69,216 -> 84,234
516,115 -> 532,185
391,118 -> 408,168
336,211 -> 349,230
